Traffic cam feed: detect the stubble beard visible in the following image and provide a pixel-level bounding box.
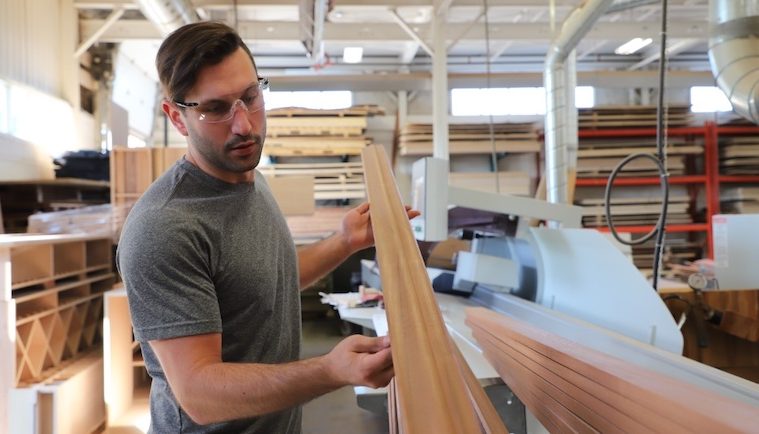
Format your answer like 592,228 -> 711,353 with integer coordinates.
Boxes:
187,127 -> 265,175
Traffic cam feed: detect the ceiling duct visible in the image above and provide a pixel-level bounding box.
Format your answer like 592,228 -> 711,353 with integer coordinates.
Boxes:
544,0 -> 614,207
709,0 -> 759,124
134,0 -> 199,36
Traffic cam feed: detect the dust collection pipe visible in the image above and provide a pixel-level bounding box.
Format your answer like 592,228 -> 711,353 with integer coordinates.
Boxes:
709,0 -> 759,124
134,0 -> 199,36
544,0 -> 614,209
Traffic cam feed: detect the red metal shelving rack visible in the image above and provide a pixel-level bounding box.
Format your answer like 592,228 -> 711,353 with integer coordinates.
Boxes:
576,125 -> 714,256
709,122 -> 759,215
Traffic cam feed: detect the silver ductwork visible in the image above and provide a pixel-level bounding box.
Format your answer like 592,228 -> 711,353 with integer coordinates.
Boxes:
544,0 -> 614,208
709,0 -> 759,124
135,0 -> 199,36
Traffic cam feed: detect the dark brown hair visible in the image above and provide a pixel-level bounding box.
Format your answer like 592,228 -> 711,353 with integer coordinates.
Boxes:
156,21 -> 257,102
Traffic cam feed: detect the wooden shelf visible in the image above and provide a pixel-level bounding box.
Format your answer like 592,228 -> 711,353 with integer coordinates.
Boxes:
595,223 -> 709,234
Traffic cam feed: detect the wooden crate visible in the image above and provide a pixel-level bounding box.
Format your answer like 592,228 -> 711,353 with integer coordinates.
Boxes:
0,234 -> 115,432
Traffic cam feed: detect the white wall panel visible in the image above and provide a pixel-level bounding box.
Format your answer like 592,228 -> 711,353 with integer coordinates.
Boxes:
0,0 -> 66,95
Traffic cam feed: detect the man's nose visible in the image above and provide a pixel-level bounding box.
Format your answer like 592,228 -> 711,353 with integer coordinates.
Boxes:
230,100 -> 252,135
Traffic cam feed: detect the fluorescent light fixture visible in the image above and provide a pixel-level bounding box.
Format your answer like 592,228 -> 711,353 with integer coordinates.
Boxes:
343,47 -> 363,64
614,37 -> 653,55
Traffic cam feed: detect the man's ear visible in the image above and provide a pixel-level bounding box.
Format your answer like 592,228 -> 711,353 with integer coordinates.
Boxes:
162,100 -> 189,137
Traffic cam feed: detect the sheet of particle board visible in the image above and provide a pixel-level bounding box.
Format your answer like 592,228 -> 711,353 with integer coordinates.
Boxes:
264,176 -> 315,216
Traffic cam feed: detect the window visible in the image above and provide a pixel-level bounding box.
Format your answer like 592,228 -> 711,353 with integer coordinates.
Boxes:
690,86 -> 732,113
263,90 -> 352,110
451,86 -> 594,116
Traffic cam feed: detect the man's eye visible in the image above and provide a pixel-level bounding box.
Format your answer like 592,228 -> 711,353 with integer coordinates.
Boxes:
201,104 -> 229,115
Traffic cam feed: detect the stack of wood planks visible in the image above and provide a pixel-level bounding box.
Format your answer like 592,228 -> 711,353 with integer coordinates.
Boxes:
577,194 -> 693,227
721,186 -> 759,214
258,161 -> 366,201
719,136 -> 759,175
578,105 -> 693,129
265,105 -> 383,157
466,306 -> 759,433
633,237 -> 703,276
398,122 -> 540,156
577,136 -> 701,178
362,145 -> 508,434
110,147 -> 186,238
449,171 -> 532,196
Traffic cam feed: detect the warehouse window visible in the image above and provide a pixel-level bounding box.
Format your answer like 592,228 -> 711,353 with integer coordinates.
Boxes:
451,86 -> 594,116
690,86 -> 732,113
264,90 -> 352,110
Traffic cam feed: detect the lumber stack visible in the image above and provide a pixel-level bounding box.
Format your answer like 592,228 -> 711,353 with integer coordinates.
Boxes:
721,186 -> 759,214
110,147 -> 186,238
577,137 -> 701,178
259,162 -> 366,201
578,105 -> 693,129
362,145 -> 508,434
449,171 -> 532,196
399,122 -> 540,156
577,194 -> 692,227
466,307 -> 759,433
265,106 -> 382,157
719,136 -> 759,175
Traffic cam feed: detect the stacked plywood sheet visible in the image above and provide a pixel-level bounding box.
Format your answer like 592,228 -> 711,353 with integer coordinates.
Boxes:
399,122 -> 540,156
577,136 -> 701,177
284,206 -> 348,244
578,104 -> 693,129
633,237 -> 704,276
720,186 -> 759,214
720,136 -> 759,175
265,106 -> 382,157
577,195 -> 692,227
466,307 -> 759,433
259,162 -> 366,201
449,171 -> 531,196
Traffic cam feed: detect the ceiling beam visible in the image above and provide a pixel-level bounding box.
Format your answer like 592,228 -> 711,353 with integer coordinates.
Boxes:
266,70 -> 714,91
82,19 -> 709,43
627,38 -> 701,70
389,9 -> 434,56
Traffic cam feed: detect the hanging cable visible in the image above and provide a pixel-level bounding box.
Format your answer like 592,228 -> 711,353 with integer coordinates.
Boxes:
604,0 -> 670,291
482,0 -> 500,193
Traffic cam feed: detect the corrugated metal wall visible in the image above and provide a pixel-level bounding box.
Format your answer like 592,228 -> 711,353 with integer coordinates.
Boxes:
0,0 -> 67,95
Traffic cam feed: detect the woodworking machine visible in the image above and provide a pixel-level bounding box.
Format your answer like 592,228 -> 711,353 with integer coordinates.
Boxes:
396,156 -> 759,433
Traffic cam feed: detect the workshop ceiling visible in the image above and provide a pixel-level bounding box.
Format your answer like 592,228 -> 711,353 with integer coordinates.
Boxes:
75,0 -> 710,77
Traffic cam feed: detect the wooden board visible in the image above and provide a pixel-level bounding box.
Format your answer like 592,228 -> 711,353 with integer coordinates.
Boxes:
265,176 -> 315,216
466,307 -> 759,433
362,145 -> 508,434
266,104 -> 384,117
449,172 -> 532,196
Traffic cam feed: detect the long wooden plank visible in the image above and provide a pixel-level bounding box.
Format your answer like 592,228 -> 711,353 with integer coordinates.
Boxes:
466,307 -> 759,433
361,145 -> 507,434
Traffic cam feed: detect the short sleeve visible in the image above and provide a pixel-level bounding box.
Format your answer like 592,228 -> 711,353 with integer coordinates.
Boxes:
117,207 -> 221,342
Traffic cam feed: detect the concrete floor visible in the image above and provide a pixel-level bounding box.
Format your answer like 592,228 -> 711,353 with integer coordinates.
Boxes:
103,318 -> 389,434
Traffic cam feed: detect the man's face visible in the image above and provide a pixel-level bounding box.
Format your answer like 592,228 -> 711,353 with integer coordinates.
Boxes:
165,47 -> 267,183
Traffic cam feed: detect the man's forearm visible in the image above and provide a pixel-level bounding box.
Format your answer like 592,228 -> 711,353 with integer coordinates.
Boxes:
297,233 -> 352,289
176,355 -> 343,425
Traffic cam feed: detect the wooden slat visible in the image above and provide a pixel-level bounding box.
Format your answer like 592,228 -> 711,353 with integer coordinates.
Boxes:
466,307 -> 759,433
361,145 -> 508,434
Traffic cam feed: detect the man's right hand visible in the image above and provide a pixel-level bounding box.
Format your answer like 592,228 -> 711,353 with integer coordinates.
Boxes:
323,335 -> 394,389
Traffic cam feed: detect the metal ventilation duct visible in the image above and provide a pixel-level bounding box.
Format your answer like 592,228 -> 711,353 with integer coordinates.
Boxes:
709,0 -> 759,124
135,0 -> 199,36
544,0 -> 614,207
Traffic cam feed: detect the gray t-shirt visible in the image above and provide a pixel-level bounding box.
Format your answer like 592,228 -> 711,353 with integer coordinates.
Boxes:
117,158 -> 302,434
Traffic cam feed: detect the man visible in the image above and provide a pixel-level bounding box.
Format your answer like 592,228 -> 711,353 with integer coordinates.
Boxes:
117,21 -> 418,433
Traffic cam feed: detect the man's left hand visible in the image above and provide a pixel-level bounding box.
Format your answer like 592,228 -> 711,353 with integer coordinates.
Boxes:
340,202 -> 420,254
